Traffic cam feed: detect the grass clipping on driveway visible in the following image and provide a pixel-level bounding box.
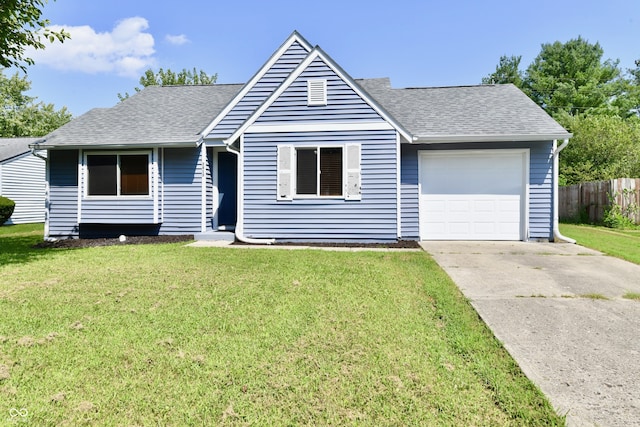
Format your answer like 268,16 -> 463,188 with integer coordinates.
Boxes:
0,226 -> 562,425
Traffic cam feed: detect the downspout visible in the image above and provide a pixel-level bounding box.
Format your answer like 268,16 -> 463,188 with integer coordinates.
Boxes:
225,138 -> 275,245
552,139 -> 576,243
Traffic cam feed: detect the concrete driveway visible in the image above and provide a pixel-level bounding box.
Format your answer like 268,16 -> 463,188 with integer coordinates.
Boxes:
420,241 -> 640,427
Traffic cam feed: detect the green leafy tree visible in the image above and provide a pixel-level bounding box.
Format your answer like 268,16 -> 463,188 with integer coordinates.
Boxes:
0,70 -> 71,137
560,115 -> 640,185
609,59 -> 640,118
481,55 -> 524,87
118,68 -> 218,101
524,37 -> 621,120
0,0 -> 69,71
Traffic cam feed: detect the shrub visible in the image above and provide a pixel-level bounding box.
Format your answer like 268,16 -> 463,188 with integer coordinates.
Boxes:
603,189 -> 639,229
0,196 -> 16,225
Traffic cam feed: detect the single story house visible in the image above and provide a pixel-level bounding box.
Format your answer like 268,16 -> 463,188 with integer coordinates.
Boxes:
0,137 -> 45,224
31,31 -> 571,242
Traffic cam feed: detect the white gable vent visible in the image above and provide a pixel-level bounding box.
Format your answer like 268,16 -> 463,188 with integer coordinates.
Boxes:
307,79 -> 327,106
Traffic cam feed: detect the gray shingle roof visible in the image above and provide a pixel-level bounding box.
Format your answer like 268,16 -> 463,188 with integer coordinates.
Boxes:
0,137 -> 40,162
357,78 -> 571,142
33,78 -> 569,149
33,84 -> 243,148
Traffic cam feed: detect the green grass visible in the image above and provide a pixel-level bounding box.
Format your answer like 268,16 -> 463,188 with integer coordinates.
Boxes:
0,225 -> 563,425
560,223 -> 640,265
623,292 -> 640,301
579,293 -> 610,300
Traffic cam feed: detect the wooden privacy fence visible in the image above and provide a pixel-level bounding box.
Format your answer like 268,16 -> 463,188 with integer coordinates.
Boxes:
559,178 -> 640,224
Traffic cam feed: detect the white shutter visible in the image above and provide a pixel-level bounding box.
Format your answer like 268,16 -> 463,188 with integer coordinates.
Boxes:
277,145 -> 294,200
344,143 -> 361,200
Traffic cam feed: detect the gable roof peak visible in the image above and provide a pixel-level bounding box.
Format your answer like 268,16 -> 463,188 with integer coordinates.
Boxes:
288,30 -> 313,51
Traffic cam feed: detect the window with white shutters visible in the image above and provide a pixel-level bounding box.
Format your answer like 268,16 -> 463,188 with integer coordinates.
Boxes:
276,144 -> 360,200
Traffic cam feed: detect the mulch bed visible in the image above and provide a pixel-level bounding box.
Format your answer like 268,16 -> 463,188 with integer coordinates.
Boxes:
33,235 -> 195,249
33,235 -> 421,249
232,240 -> 421,249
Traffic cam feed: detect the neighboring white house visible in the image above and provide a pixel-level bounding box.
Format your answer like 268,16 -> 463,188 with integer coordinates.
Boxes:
0,138 -> 45,224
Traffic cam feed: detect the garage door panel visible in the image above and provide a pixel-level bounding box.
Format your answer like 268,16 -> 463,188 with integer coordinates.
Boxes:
419,150 -> 526,241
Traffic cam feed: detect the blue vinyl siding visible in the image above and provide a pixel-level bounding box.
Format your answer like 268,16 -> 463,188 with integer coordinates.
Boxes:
79,151 -> 156,224
81,199 -> 154,223
255,58 -> 384,123
243,130 -> 398,242
159,147 -> 204,234
47,147 -> 206,238
0,152 -> 45,224
48,150 -> 79,238
400,141 -> 554,240
208,41 -> 310,140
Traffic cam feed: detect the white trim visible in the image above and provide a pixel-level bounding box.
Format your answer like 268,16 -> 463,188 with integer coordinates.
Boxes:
82,150 -> 153,199
153,147 -> 159,224
246,121 -> 394,133
44,155 -> 50,238
237,135 -> 245,234
418,149 -> 529,241
200,32 -> 313,138
160,148 -> 165,223
225,47 -> 413,145
77,150 -> 83,223
396,132 -> 401,238
200,143 -> 207,233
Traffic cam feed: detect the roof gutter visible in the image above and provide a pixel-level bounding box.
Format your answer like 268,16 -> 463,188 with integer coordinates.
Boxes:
225,138 -> 275,245
29,140 -> 202,150
413,133 -> 572,144
552,139 -> 576,244
30,145 -> 47,162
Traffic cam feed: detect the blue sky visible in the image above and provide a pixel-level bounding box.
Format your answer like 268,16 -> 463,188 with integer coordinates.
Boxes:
18,0 -> 640,116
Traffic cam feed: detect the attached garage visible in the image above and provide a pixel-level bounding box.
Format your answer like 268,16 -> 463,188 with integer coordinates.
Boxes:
419,149 -> 529,240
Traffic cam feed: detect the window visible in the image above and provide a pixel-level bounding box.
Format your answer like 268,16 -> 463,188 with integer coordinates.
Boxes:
277,144 -> 361,201
296,147 -> 342,196
86,152 -> 150,197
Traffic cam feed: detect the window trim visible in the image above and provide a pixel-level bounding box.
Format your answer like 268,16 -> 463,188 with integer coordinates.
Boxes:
294,145 -> 344,199
83,150 -> 152,199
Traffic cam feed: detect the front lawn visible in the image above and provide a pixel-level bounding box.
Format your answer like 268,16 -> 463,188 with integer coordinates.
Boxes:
0,224 -> 562,425
560,223 -> 640,265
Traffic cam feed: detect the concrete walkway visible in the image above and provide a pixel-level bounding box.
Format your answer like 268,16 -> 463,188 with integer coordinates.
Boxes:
420,241 -> 640,427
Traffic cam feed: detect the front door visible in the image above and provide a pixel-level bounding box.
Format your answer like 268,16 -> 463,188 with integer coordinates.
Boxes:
217,151 -> 237,228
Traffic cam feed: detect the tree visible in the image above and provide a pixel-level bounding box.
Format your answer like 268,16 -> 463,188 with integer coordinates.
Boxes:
524,37 -> 621,120
118,68 -> 218,101
0,70 -> 71,137
560,115 -> 640,185
609,59 -> 640,118
481,55 -> 524,87
0,0 -> 69,71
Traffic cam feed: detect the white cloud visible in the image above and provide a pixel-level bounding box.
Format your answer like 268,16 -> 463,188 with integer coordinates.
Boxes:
165,34 -> 190,46
29,17 -> 156,77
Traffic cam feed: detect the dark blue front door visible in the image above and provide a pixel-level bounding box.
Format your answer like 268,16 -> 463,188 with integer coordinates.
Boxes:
218,151 -> 237,227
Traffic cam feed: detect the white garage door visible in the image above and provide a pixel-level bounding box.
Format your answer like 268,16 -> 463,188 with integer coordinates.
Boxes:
419,150 -> 528,240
